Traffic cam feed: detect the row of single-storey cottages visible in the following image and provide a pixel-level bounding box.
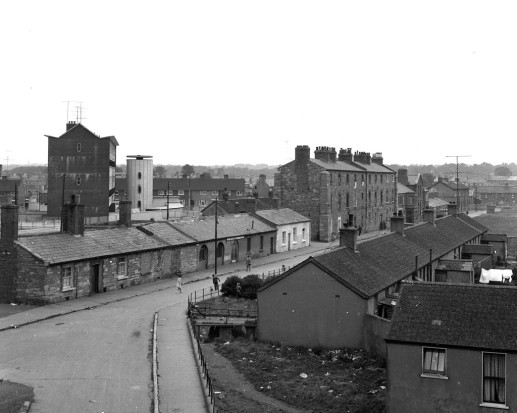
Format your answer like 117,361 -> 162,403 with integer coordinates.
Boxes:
256,205 -> 497,357
0,201 -> 311,304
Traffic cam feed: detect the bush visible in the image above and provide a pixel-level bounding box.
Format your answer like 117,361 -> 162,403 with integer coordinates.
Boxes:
221,275 -> 241,297
221,274 -> 264,299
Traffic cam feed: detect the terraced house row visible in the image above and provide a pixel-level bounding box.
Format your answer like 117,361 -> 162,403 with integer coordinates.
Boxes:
0,201 -> 310,304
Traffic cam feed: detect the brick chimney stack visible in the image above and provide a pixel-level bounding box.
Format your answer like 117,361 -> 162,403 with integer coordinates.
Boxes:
118,200 -> 132,227
423,208 -> 436,226
66,121 -> 77,131
338,148 -> 353,162
62,196 -> 85,236
398,169 -> 409,186
314,146 -> 337,162
339,226 -> 358,252
372,152 -> 384,165
448,203 -> 458,216
390,214 -> 405,235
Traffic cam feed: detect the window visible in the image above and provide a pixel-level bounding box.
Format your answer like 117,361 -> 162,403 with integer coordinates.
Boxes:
338,194 -> 342,210
157,190 -> 165,196
76,143 -> 81,152
199,199 -> 207,206
178,189 -> 184,195
236,190 -> 243,196
346,174 -> 349,184
346,193 -> 350,208
293,227 -> 297,243
138,172 -> 142,179
117,257 -> 127,279
212,191 -> 218,196
75,176 -> 81,186
302,228 -> 306,241
138,185 -> 142,194
482,352 -> 506,406
200,191 -> 207,195
247,237 -> 251,252
422,347 -> 446,377
62,266 -> 73,291
282,231 -> 286,244
260,235 -> 264,250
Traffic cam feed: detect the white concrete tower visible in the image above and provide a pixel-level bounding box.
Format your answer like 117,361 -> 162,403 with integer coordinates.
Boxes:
126,155 -> 153,211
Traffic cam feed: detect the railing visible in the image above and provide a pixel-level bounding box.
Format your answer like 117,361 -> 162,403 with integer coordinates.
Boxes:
189,287 -> 221,304
188,302 -> 257,319
195,329 -> 218,413
259,265 -> 291,280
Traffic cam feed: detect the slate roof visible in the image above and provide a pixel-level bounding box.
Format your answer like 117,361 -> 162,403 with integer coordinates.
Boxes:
314,232 -> 431,298
476,185 -> 517,194
310,159 -> 364,172
397,182 -> 414,194
254,208 -> 309,226
137,221 -> 196,246
45,123 -> 119,146
15,227 -> 168,265
435,259 -> 473,271
387,283 -> 517,352
169,214 -> 276,242
463,244 -> 493,254
153,178 -> 245,191
456,214 -> 489,233
428,198 -> 449,208
404,213 -> 487,259
264,213 -> 487,298
481,233 -> 508,242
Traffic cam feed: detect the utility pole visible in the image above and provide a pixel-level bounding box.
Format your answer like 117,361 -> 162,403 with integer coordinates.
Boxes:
446,155 -> 471,212
214,198 -> 218,275
166,181 -> 170,220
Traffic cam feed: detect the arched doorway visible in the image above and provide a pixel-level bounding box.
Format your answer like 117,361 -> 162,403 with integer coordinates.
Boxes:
217,242 -> 225,267
199,245 -> 209,269
231,240 -> 239,262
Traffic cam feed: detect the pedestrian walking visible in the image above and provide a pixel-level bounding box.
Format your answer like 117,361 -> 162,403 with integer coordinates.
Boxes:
176,275 -> 182,293
236,282 -> 242,297
212,274 -> 220,291
246,256 -> 251,271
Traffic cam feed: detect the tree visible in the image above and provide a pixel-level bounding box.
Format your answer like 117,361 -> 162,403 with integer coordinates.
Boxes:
181,164 -> 195,177
154,165 -> 167,178
494,166 -> 512,176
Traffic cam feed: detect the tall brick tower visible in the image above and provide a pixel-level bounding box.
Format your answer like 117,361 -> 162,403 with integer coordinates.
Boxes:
46,122 -> 118,223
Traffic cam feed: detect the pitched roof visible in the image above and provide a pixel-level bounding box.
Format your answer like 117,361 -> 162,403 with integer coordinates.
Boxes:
153,178 -> 245,191
481,233 -> 507,242
314,232 -> 431,298
264,213 -> 487,298
137,221 -> 196,246
169,214 -> 275,242
45,123 -> 119,146
254,208 -> 309,225
462,244 -> 493,255
387,283 -> 517,352
435,259 -> 473,271
15,227 -> 167,265
309,159 -> 364,172
404,214 -> 487,259
428,198 -> 449,208
476,185 -> 517,194
397,182 -> 414,194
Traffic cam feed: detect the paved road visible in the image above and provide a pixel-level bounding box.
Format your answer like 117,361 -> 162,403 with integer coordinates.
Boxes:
0,241 -> 334,413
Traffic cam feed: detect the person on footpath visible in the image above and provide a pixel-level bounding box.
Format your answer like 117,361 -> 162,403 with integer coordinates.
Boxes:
212,274 -> 220,291
176,275 -> 182,293
246,255 -> 251,271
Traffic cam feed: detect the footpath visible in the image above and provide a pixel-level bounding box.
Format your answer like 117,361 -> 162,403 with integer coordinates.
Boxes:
0,239 -> 347,412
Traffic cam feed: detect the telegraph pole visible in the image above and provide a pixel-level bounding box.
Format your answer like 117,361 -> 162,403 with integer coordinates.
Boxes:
214,198 -> 218,275
446,155 -> 471,212
166,181 -> 170,220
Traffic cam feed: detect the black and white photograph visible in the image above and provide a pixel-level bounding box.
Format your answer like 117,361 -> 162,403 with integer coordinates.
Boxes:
1,1 -> 517,412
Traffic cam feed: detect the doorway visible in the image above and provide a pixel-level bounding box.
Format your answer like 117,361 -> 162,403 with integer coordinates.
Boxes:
288,233 -> 291,251
231,240 -> 239,262
91,263 -> 101,294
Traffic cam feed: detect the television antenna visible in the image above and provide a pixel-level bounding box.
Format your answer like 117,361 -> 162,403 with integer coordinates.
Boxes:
445,155 -> 471,212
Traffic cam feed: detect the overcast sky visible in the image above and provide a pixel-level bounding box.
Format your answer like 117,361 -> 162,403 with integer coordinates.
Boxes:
1,1 -> 516,168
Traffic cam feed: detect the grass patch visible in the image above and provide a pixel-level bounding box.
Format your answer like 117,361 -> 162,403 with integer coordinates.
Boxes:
210,338 -> 386,413
0,380 -> 34,413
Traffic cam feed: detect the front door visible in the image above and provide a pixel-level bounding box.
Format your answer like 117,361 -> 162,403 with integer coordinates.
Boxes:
91,264 -> 100,294
231,241 -> 239,262
288,233 -> 291,251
